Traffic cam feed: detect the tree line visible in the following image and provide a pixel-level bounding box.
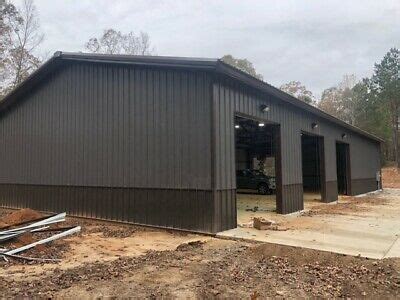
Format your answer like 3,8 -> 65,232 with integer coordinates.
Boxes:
220,52 -> 398,166
277,50 -> 398,166
1,0 -> 398,166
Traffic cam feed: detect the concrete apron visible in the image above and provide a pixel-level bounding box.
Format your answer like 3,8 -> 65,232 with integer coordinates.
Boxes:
217,189 -> 400,259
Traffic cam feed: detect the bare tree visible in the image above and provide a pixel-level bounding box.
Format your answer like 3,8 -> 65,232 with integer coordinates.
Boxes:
0,1 -> 20,94
221,54 -> 263,80
279,81 -> 315,104
338,74 -> 357,90
2,0 -> 44,94
318,74 -> 358,124
85,28 -> 155,55
318,87 -> 343,117
122,31 -> 152,55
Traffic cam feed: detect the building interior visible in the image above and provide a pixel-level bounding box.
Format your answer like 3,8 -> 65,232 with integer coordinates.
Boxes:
234,116 -> 278,226
234,116 -> 331,226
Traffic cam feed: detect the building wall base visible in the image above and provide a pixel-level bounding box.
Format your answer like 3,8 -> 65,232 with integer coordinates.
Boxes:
351,178 -> 378,196
0,184 -> 219,233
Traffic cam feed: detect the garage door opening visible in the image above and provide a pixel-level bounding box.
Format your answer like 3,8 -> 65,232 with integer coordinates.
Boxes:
336,142 -> 351,195
234,115 -> 280,226
301,133 -> 325,204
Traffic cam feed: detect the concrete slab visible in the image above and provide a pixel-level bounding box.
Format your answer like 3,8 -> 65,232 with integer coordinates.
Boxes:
218,189 -> 400,259
384,236 -> 400,258
236,192 -> 321,225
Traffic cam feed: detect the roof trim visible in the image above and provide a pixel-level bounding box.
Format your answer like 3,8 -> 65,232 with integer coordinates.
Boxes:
60,51 -> 219,69
0,51 -> 383,143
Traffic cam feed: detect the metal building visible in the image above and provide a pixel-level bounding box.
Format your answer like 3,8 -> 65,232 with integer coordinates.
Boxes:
0,52 -> 382,233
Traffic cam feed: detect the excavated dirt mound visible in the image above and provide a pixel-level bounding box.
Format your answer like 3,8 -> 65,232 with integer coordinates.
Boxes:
0,208 -> 43,227
0,209 -> 70,263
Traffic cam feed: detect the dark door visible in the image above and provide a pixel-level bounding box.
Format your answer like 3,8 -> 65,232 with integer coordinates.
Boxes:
336,142 -> 350,195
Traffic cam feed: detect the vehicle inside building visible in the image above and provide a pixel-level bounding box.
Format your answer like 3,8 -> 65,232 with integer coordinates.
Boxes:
234,116 -> 279,226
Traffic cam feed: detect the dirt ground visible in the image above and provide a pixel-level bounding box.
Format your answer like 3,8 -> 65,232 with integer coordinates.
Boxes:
382,166 -> 400,188
0,208 -> 399,298
0,168 -> 399,298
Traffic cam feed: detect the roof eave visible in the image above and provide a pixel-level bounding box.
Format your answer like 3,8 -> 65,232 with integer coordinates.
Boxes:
58,51 -> 219,70
215,60 -> 383,143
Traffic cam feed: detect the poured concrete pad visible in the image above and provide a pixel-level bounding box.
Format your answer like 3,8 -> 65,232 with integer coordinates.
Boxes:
236,192 -> 321,226
218,189 -> 400,259
385,237 -> 400,258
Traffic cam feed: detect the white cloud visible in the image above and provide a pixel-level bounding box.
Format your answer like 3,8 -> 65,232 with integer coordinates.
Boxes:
13,0 -> 400,95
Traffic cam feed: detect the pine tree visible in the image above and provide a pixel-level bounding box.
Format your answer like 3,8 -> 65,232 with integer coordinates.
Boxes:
372,48 -> 400,167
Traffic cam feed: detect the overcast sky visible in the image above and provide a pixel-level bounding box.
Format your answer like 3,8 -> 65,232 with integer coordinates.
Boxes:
14,0 -> 400,97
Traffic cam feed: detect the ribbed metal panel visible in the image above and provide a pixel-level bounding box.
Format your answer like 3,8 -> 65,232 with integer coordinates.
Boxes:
212,77 -> 381,213
0,184 -> 215,232
0,59 -> 382,231
0,62 -> 212,190
0,61 -> 219,232
351,178 -> 379,195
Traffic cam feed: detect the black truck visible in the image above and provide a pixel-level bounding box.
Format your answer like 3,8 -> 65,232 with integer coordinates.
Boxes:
236,169 -> 276,195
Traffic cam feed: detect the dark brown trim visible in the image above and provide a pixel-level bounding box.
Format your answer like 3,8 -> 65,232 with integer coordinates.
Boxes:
324,181 -> 338,203
210,76 -> 217,192
350,178 -> 379,195
319,136 -> 327,202
281,184 -> 303,214
274,125 -> 284,214
213,189 -> 236,232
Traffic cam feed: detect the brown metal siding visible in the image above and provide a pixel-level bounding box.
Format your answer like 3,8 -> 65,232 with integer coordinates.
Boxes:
0,62 -> 212,190
0,184 -> 215,232
212,189 -> 237,232
0,61 -> 219,232
212,77 -> 381,214
0,59 -> 382,232
350,178 -> 378,195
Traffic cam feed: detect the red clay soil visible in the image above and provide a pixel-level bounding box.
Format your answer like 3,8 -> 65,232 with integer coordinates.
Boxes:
11,232 -> 46,252
0,208 -> 43,227
382,166 -> 400,188
303,196 -> 387,216
0,209 -> 65,260
1,241 -> 399,298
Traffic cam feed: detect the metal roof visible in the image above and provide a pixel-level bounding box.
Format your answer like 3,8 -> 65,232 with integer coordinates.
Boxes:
0,51 -> 383,143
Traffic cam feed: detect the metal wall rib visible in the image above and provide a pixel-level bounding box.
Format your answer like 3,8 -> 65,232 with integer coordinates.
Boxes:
0,62 -> 212,190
